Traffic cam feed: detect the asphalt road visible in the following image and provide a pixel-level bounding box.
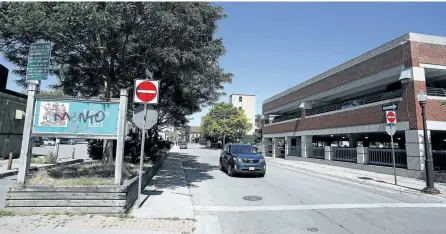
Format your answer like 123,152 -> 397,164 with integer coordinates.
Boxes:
181,144 -> 446,234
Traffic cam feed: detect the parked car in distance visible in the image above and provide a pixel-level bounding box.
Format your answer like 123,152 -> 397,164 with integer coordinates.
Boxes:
179,141 -> 188,149
59,138 -> 76,145
43,137 -> 56,146
219,143 -> 266,177
32,137 -> 44,147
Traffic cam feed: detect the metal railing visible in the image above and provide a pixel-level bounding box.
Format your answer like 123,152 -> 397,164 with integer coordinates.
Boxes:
432,150 -> 446,171
333,148 -> 357,162
427,87 -> 446,97
289,146 -> 301,156
310,147 -> 325,159
271,111 -> 302,123
368,148 -> 407,168
307,89 -> 403,116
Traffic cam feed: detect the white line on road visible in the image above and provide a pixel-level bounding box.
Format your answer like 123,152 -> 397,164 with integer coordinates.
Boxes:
194,203 -> 446,212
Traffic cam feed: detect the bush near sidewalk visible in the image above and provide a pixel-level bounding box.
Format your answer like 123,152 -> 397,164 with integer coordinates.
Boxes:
88,130 -> 171,163
27,151 -> 167,186
31,152 -> 58,164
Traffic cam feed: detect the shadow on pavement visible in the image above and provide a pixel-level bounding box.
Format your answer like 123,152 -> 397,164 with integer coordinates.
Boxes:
180,153 -> 216,188
143,152 -> 215,191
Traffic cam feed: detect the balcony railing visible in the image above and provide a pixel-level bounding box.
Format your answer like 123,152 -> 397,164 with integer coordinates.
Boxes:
368,148 -> 407,168
333,148 -> 357,162
307,89 -> 403,116
432,150 -> 446,171
310,147 -> 325,159
271,111 -> 302,123
427,87 -> 446,97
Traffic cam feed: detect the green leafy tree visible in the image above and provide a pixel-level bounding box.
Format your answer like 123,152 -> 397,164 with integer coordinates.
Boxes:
200,102 -> 252,143
0,2 -> 232,160
39,90 -> 64,96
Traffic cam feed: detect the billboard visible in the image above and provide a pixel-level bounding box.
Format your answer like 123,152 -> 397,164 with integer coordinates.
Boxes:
32,99 -> 119,137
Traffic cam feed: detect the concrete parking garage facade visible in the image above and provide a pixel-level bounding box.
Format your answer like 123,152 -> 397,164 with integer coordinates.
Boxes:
262,32 -> 446,182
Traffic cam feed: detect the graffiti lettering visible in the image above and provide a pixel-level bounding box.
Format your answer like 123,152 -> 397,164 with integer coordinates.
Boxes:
54,110 -> 110,127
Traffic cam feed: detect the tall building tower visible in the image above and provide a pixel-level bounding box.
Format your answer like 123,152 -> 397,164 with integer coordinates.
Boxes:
229,94 -> 256,135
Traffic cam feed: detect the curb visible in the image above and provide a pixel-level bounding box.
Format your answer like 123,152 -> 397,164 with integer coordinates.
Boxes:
267,159 -> 446,200
0,159 -> 84,179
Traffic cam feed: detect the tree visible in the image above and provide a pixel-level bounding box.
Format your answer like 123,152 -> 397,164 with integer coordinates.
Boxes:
200,102 -> 252,143
253,114 -> 263,143
0,2 -> 232,159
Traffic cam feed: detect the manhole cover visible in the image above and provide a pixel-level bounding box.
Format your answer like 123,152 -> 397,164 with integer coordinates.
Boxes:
242,196 -> 263,201
307,227 -> 319,232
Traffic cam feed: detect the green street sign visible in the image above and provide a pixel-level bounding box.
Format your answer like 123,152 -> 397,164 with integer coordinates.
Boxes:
26,42 -> 52,81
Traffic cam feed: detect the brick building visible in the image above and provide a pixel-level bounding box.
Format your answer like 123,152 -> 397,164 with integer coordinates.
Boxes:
262,32 -> 446,182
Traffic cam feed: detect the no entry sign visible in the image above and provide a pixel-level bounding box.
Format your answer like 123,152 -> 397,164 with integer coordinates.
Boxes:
386,111 -> 396,124
134,80 -> 159,104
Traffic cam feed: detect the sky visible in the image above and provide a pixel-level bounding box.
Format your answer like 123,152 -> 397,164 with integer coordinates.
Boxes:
3,2 -> 446,127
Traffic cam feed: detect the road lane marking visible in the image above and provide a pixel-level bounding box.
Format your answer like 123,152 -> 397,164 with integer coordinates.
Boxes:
194,203 -> 446,212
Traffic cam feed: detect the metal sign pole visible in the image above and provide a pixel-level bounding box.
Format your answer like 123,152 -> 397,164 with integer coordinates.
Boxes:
137,103 -> 147,208
390,124 -> 397,185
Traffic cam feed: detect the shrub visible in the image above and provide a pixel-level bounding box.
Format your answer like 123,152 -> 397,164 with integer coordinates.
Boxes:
31,151 -> 58,164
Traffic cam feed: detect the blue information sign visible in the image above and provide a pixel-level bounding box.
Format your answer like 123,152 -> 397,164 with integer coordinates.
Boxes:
33,100 -> 119,136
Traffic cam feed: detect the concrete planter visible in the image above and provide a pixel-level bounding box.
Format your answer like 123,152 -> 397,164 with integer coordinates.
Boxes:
5,154 -> 166,214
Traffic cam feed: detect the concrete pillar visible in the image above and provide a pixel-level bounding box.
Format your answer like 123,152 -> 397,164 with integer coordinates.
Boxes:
324,146 -> 333,160
301,135 -> 312,158
348,134 -> 359,148
285,136 -> 291,159
262,137 -> 269,156
357,146 -> 369,164
272,137 -> 280,158
405,130 -> 430,171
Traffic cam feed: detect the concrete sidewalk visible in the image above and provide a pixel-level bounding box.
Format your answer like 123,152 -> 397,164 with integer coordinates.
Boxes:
130,146 -> 195,220
267,157 -> 446,199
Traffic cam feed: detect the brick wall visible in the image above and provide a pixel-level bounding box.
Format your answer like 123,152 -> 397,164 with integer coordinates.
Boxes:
263,44 -> 409,112
263,120 -> 299,134
426,100 -> 446,121
412,42 -> 446,66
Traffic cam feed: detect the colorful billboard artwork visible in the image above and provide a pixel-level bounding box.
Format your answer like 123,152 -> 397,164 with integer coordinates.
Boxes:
33,100 -> 119,136
38,102 -> 70,127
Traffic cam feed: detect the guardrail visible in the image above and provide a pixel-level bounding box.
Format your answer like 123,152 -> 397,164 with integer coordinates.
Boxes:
333,148 -> 357,162
271,111 -> 302,123
307,89 -> 403,116
368,148 -> 407,168
432,150 -> 446,171
310,147 -> 325,159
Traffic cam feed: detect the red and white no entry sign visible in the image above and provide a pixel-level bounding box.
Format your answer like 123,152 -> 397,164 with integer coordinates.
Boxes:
386,111 -> 396,124
134,80 -> 159,104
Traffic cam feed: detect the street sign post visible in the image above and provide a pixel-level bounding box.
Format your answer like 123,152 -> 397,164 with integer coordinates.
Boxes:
26,42 -> 52,81
385,111 -> 397,185
134,79 -> 159,209
382,103 -> 398,111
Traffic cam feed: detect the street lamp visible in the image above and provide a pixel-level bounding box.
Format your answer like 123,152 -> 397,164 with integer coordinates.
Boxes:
417,90 -> 440,194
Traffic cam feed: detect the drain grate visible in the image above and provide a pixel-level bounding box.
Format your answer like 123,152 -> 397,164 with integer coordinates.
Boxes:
307,227 -> 319,232
242,196 -> 262,201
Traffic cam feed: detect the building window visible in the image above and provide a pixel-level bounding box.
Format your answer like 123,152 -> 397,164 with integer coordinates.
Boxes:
239,107 -> 242,111
239,96 -> 242,102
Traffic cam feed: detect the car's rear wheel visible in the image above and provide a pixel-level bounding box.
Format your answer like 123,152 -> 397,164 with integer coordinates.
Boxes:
227,164 -> 234,177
